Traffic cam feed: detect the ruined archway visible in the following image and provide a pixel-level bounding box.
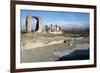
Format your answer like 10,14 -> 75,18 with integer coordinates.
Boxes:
26,16 -> 42,33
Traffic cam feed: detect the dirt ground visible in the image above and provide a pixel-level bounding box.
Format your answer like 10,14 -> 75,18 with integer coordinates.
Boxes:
21,32 -> 89,63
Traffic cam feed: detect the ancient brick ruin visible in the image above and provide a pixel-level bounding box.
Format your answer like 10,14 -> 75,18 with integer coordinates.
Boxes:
45,24 -> 62,32
26,16 -> 42,32
25,16 -> 62,33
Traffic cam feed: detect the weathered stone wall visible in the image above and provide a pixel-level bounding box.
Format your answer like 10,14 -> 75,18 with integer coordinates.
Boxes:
36,16 -> 42,32
26,16 -> 42,33
26,16 -> 32,32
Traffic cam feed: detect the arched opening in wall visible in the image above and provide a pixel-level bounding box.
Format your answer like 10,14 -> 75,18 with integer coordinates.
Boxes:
21,21 -> 26,33
26,16 -> 42,33
31,18 -> 38,32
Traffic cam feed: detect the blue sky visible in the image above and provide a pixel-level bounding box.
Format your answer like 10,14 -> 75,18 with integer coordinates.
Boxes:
21,9 -> 90,31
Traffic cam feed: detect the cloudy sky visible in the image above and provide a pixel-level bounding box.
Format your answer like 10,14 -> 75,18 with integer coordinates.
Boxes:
21,9 -> 90,31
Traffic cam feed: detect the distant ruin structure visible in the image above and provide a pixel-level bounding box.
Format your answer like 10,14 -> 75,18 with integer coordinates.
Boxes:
26,16 -> 42,33
50,24 -> 53,32
45,24 -> 62,32
45,24 -> 62,34
45,25 -> 49,32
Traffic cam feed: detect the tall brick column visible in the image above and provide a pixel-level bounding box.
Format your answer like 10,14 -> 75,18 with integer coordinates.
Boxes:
26,16 -> 32,33
36,16 -> 42,32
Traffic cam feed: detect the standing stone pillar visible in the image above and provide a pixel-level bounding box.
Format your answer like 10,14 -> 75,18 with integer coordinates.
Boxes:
50,24 -> 53,32
26,16 -> 32,33
45,25 -> 49,32
36,16 -> 42,32
55,24 -> 57,32
59,26 -> 61,31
